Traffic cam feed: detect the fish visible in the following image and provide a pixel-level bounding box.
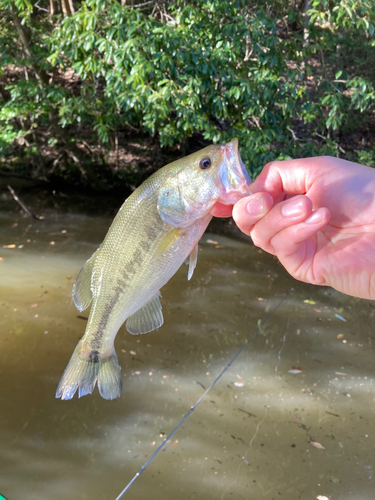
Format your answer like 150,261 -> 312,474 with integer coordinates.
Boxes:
56,138 -> 252,400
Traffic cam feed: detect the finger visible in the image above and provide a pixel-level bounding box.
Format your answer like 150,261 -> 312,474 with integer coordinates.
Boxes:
210,202 -> 233,218
232,193 -> 274,236
251,157 -> 331,198
270,207 -> 331,283
250,195 -> 313,254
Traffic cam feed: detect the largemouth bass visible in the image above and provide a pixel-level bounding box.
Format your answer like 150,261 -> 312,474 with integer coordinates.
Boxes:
56,138 -> 252,400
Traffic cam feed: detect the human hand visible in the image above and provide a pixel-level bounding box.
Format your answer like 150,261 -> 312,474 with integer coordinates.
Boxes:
211,157 -> 375,300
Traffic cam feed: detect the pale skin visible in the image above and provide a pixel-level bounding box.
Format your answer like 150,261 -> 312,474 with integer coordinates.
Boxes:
211,156 -> 375,301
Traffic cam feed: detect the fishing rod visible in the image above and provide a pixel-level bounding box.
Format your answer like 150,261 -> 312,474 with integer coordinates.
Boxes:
114,287 -> 294,500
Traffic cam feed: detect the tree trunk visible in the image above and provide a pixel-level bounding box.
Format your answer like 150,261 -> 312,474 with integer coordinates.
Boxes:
10,4 -> 50,84
303,0 -> 311,47
49,0 -> 55,15
61,0 -> 74,16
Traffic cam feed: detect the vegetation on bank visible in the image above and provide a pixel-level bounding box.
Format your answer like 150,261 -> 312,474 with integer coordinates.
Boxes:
0,0 -> 374,189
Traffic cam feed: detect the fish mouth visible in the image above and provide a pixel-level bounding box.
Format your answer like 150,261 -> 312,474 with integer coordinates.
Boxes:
218,138 -> 252,205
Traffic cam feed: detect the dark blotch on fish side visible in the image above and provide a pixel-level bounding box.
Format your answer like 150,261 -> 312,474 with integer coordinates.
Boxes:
89,350 -> 100,363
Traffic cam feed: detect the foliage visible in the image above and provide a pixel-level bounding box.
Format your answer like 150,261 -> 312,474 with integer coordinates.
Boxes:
0,0 -> 374,186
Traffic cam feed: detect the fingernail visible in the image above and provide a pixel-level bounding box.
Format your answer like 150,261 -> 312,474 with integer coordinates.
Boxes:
246,196 -> 264,216
305,209 -> 324,224
281,199 -> 304,217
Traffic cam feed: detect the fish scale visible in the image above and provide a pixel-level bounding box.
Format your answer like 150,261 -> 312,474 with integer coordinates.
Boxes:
56,138 -> 252,400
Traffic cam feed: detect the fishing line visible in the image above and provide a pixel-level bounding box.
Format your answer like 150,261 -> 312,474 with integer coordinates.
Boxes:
114,287 -> 294,500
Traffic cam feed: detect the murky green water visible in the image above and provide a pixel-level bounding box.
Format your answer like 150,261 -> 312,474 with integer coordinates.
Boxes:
1,189 -> 375,500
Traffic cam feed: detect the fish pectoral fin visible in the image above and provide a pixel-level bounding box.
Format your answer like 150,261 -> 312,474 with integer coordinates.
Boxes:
72,249 -> 99,312
155,227 -> 184,257
187,244 -> 198,281
126,292 -> 164,335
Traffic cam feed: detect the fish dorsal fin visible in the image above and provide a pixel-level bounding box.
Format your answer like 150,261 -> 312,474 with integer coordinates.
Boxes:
186,244 -> 198,280
72,249 -> 98,312
126,292 -> 163,335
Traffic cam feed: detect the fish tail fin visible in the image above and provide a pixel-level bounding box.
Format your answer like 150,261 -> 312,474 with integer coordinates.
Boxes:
56,343 -> 122,400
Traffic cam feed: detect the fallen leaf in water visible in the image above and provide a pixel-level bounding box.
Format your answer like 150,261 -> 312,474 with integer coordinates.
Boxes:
30,303 -> 38,308
173,440 -> 178,445
304,299 -> 316,304
3,244 -> 16,248
50,241 -> 55,245
289,366 -> 303,374
317,496 -> 330,500
234,382 -> 244,387
337,333 -> 344,339
129,350 -> 136,356
206,239 -> 218,244
0,257 -> 3,262
215,245 -> 225,249
335,314 -> 346,321
66,275 -> 71,279
310,441 -> 325,450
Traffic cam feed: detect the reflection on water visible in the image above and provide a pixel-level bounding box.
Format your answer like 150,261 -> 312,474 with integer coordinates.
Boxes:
1,190 -> 375,500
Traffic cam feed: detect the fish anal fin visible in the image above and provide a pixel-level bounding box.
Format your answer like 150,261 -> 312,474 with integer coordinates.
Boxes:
126,292 -> 163,335
155,227 -> 183,257
72,249 -> 98,312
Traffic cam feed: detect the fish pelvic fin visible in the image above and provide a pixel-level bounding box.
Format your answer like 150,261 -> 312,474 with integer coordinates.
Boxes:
126,292 -> 163,335
185,244 -> 198,281
72,249 -> 99,312
56,343 -> 122,400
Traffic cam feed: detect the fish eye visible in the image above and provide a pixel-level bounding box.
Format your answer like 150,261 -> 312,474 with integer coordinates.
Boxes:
199,157 -> 211,170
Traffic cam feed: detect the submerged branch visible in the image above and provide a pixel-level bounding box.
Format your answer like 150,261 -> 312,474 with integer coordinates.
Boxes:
7,185 -> 42,219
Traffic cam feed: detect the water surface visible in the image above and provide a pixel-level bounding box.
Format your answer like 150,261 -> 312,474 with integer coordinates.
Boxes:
0,190 -> 374,500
